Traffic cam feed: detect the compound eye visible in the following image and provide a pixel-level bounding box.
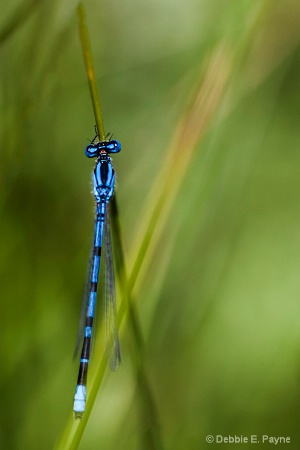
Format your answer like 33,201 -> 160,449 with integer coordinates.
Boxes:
85,144 -> 99,158
107,140 -> 121,153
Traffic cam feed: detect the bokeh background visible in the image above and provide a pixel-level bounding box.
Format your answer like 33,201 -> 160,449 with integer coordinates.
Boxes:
1,0 -> 300,449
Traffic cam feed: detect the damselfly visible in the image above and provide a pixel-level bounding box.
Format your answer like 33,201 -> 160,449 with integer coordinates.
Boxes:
73,133 -> 122,418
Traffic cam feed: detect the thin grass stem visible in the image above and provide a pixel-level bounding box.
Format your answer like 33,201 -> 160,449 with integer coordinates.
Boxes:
77,3 -> 106,140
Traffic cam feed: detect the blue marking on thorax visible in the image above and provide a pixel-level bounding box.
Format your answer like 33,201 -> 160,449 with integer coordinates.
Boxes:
93,158 -> 115,203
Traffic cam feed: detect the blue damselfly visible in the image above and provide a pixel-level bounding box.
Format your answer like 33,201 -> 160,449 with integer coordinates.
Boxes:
73,134 -> 121,418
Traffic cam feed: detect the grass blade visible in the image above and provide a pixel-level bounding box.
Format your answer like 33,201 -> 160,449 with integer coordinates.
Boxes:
77,2 -> 105,140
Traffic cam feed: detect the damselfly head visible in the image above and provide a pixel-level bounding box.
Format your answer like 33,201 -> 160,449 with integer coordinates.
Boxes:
85,140 -> 121,159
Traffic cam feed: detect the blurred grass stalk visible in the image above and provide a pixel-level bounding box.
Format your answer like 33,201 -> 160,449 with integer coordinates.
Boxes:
127,44 -> 231,296
110,196 -> 165,450
0,0 -> 40,45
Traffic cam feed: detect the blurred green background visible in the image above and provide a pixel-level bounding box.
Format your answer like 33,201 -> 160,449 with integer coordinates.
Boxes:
1,0 -> 300,449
